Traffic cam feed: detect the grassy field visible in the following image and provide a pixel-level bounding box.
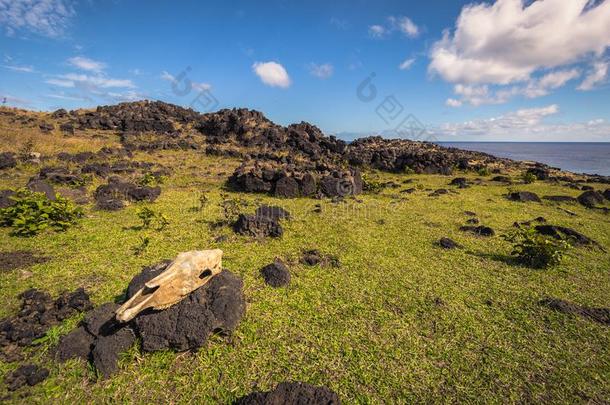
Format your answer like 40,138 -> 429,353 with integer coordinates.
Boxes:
0,125 -> 609,403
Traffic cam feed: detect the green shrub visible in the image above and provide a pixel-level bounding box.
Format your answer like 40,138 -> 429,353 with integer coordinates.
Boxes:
138,172 -> 164,187
522,171 -> 536,184
219,193 -> 249,223
362,174 -> 384,194
477,166 -> 491,176
503,227 -> 570,269
136,207 -> 169,230
0,189 -> 83,236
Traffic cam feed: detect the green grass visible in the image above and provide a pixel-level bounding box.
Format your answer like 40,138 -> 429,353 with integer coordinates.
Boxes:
1,149 -> 609,403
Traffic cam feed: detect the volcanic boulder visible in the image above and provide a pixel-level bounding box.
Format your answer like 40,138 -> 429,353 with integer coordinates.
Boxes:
0,152 -> 17,170
577,190 -> 605,208
260,260 -> 291,287
507,191 -> 541,203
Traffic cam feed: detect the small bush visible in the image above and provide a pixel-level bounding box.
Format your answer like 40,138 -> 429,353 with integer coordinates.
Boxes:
477,166 -> 491,176
522,171 -> 536,184
0,189 -> 83,236
132,236 -> 150,256
503,227 -> 570,269
136,207 -> 169,230
403,166 -> 415,175
219,193 -> 248,224
362,174 -> 384,194
138,172 -> 164,187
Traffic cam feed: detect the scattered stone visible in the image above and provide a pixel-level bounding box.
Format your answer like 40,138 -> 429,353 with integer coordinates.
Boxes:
39,122 -> 54,132
577,190 -> 605,208
234,381 -> 340,405
300,249 -> 340,267
260,260 -> 291,287
507,191 -> 541,202
0,152 -> 17,170
603,189 -> 610,201
94,177 -> 161,210
465,218 -> 479,224
543,195 -> 577,203
401,188 -> 416,194
0,288 -> 92,349
464,211 -> 477,216
449,177 -> 468,188
534,225 -> 601,248
233,214 -> 283,238
274,176 -> 300,198
459,225 -> 495,237
429,188 -> 449,197
0,251 -> 49,273
491,175 -> 511,183
438,237 -> 460,249
4,364 -> 49,391
526,167 -> 550,180
58,187 -> 90,205
540,298 -> 609,325
84,303 -> 121,337
255,205 -> 291,221
33,167 -> 84,186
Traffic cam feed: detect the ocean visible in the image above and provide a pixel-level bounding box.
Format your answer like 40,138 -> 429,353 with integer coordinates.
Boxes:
439,142 -> 610,176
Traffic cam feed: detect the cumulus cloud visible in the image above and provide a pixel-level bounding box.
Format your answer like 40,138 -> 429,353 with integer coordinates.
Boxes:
308,63 -> 333,79
369,16 -> 420,39
578,61 -> 608,90
398,58 -> 415,71
252,61 -> 291,88
0,0 -> 75,38
446,69 -> 582,107
68,56 -> 106,72
429,0 -> 610,85
436,104 -> 610,141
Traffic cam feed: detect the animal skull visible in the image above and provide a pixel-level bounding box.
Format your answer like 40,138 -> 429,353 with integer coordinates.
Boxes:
116,249 -> 223,322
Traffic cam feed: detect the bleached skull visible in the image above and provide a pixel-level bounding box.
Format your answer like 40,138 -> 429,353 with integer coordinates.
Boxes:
116,249 -> 223,322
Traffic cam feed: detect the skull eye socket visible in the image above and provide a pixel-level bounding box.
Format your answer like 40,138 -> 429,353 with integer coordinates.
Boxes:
199,269 -> 213,279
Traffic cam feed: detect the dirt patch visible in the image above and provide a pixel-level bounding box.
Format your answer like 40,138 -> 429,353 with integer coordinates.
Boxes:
234,381 -> 340,404
300,249 -> 341,268
540,298 -> 610,325
0,251 -> 49,272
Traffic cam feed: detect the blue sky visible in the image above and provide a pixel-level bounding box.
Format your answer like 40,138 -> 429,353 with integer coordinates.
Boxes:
1,0 -> 610,141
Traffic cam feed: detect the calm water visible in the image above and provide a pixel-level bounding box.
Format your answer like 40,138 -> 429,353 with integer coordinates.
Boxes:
440,142 -> 610,176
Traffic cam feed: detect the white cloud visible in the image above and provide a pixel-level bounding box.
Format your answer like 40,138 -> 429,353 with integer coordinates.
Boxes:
252,61 -> 291,88
429,0 -> 610,85
368,24 -> 386,38
577,60 -> 608,90
308,63 -> 333,79
445,98 -> 462,107
2,64 -> 34,73
524,69 -> 581,98
399,58 -> 415,71
370,16 -> 420,39
436,105 -> 610,141
447,69 -> 582,106
68,56 -> 106,72
390,16 -> 419,38
46,73 -> 135,89
0,0 -> 75,38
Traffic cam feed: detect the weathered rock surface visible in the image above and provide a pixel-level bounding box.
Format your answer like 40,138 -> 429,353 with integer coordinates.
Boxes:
0,152 -> 17,170
233,214 -> 283,238
459,225 -> 495,237
300,249 -> 340,267
438,237 -> 460,249
94,177 -> 160,210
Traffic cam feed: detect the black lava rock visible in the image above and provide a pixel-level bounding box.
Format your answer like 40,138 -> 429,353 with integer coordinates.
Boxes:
438,237 -> 460,249
507,191 -> 541,202
577,190 -> 605,208
459,225 -> 495,237
233,214 -> 283,238
260,260 -> 291,287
